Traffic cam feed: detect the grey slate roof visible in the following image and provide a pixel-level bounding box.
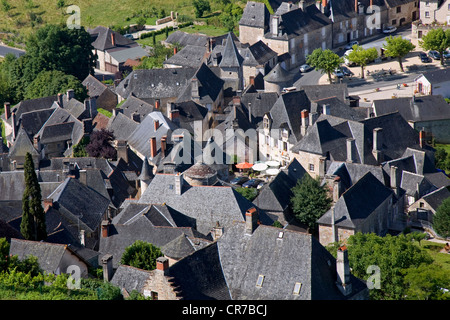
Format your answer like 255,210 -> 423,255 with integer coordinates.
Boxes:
313,96 -> 366,121
219,33 -> 244,68
40,122 -> 74,144
110,265 -> 153,295
108,45 -> 148,63
115,67 -> 198,100
263,63 -> 293,83
373,95 -> 450,122
164,31 -> 209,47
82,74 -> 110,98
424,172 -> 450,189
240,41 -> 277,67
240,91 -> 278,125
138,173 -> 262,235
419,68 -> 450,85
8,127 -> 40,159
420,186 -> 450,211
400,171 -> 436,198
300,83 -> 349,103
89,26 -> 136,51
239,1 -> 270,29
107,112 -> 138,142
326,161 -> 387,191
4,95 -> 57,128
20,108 -> 55,139
318,172 -> 393,229
163,45 -> 208,68
118,95 -> 154,120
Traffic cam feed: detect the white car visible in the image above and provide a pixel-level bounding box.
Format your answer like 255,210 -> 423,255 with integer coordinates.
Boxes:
299,64 -> 313,72
382,26 -> 397,34
344,41 -> 359,50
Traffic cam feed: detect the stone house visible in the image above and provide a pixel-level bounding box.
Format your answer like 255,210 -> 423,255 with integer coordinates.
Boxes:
82,74 -> 118,112
407,186 -> 450,227
414,68 -> 450,99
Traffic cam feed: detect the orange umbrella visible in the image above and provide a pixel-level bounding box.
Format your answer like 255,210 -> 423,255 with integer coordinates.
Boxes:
235,162 -> 253,169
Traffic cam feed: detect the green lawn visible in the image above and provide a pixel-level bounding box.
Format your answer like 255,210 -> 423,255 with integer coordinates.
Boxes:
435,143 -> 450,154
421,240 -> 450,272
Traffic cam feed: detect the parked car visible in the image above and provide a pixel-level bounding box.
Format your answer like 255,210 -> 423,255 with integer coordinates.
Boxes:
443,50 -> 450,59
344,49 -> 356,66
334,68 -> 344,78
341,66 -> 354,76
230,176 -> 249,186
124,34 -> 134,40
428,50 -> 441,60
299,64 -> 313,73
344,41 -> 359,50
419,52 -> 431,63
382,26 -> 397,34
242,178 -> 262,188
256,181 -> 265,189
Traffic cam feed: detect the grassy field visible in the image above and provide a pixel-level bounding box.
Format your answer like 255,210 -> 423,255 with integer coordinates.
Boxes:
421,240 -> 450,272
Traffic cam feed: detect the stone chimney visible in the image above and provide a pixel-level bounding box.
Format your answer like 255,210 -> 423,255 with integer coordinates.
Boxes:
116,140 -> 128,163
248,102 -> 252,123
169,109 -> 180,123
358,1 -> 364,14
331,206 -> 337,243
156,256 -> 170,276
333,176 -> 342,202
57,93 -> 64,107
67,89 -> 75,100
161,136 -> 167,157
419,130 -> 426,148
346,138 -> 355,163
11,112 -> 16,141
33,135 -> 40,151
102,254 -> 113,282
245,207 -> 258,235
372,127 -> 383,163
83,118 -> 93,135
309,112 -> 319,126
212,221 -> 224,241
175,172 -> 183,195
301,109 -> 309,136
79,169 -> 87,185
150,137 -> 157,158
336,246 -> 352,296
390,165 -> 398,196
318,156 -> 327,178
79,229 -> 85,247
111,32 -> 116,46
4,102 -> 10,120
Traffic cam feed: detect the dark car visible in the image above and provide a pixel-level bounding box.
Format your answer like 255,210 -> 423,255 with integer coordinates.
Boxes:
419,52 -> 431,63
242,178 -> 262,188
428,50 -> 441,60
230,176 -> 249,186
341,66 -> 354,76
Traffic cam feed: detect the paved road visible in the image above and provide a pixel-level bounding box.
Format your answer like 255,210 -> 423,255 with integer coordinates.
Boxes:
0,44 -> 25,58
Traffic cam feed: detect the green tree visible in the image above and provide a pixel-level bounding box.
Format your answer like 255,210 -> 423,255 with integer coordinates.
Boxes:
290,174 -> 332,231
434,147 -> 450,171
24,70 -> 87,101
383,35 -> 415,72
402,263 -> 450,300
419,28 -> 450,66
306,48 -> 344,84
433,197 -> 450,238
73,136 -> 90,157
193,0 -> 211,18
120,240 -> 163,271
347,45 -> 378,79
235,187 -> 258,201
345,232 -> 433,300
20,153 -> 47,241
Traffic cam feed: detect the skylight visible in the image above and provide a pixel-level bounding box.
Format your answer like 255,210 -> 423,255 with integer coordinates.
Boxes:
256,275 -> 265,287
293,282 -> 302,295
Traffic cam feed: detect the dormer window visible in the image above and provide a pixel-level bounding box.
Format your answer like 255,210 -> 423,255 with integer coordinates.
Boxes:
263,116 -> 271,130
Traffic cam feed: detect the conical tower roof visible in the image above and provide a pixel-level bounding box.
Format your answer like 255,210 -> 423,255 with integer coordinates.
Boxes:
138,156 -> 153,180
219,32 -> 243,68
264,63 -> 293,83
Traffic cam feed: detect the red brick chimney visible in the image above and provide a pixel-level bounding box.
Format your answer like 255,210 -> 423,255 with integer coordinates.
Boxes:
419,130 -> 426,148
4,102 -> 10,120
155,99 -> 160,109
161,136 -> 167,156
154,119 -> 160,131
156,256 -> 169,274
174,47 -> 178,55
111,32 -> 116,46
169,109 -> 179,121
245,207 -> 258,235
150,137 -> 157,158
43,198 -> 53,212
101,220 -> 110,238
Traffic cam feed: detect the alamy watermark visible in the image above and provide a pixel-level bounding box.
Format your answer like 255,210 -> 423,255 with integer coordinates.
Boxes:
66,5 -> 81,29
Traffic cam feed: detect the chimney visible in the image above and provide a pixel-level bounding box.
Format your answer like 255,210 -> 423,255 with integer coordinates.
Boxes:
154,99 -> 160,110
322,0 -> 328,8
102,254 -> 113,282
57,93 -> 64,107
336,246 -> 352,296
132,111 -> 140,123
154,119 -> 160,131
161,136 -> 167,157
233,96 -> 241,107
82,118 -> 93,135
333,176 -> 342,202
79,230 -> 85,247
419,130 -> 426,148
11,112 -> 16,141
212,221 -> 224,241
355,0 -> 358,12
330,206 -> 338,243
173,46 -> 178,55
301,109 -> 309,136
346,138 -> 355,163
88,98 -> 97,118
101,220 -> 110,238
79,169 -> 87,185
169,109 -> 180,123
390,165 -> 398,196
372,128 -> 383,163
322,104 -> 330,115
67,89 -> 75,100
150,137 -> 157,158
117,140 -> 128,163
248,102 -> 252,123
167,102 -> 174,117
175,172 -> 183,195
33,135 -> 40,151
319,156 -> 327,178
4,102 -> 10,120
358,1 -> 364,14
299,0 -> 306,10
111,32 -> 116,46
309,112 -> 319,126
249,76 -> 255,87
156,257 -> 170,276
43,198 -> 53,212
245,207 -> 258,235
272,16 -> 280,36
191,78 -> 200,101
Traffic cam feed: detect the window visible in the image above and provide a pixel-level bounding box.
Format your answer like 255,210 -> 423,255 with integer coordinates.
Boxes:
392,19 -> 397,25
293,282 -> 302,295
425,1 -> 430,6
419,202 -> 424,208
309,164 -> 314,171
425,11 -> 430,17
277,231 -> 284,239
151,291 -> 158,300
256,275 -> 265,287
396,6 -> 401,13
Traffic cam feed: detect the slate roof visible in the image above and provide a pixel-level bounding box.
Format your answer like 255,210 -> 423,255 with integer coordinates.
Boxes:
239,1 -> 270,29
219,33 -> 244,68
163,45 -> 208,68
107,112 -> 139,142
138,173 -> 264,235
300,84 -> 349,103
82,74 -> 110,98
115,67 -> 197,100
424,172 -> 450,189
8,127 -> 40,159
418,68 -> 450,85
47,177 -> 110,232
108,45 -> 148,63
40,122 -> 75,144
312,97 -> 366,121
118,95 -> 154,120
318,172 -> 393,229
176,63 -> 224,105
110,265 -> 153,295
240,91 -> 278,125
373,95 -> 450,122
326,161 -> 387,191
420,186 -> 450,211
241,40 -> 277,67
263,63 -> 293,83
4,95 -> 57,128
164,31 -> 209,47
400,171 -> 436,198
89,26 -> 136,51
20,108 -> 55,139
